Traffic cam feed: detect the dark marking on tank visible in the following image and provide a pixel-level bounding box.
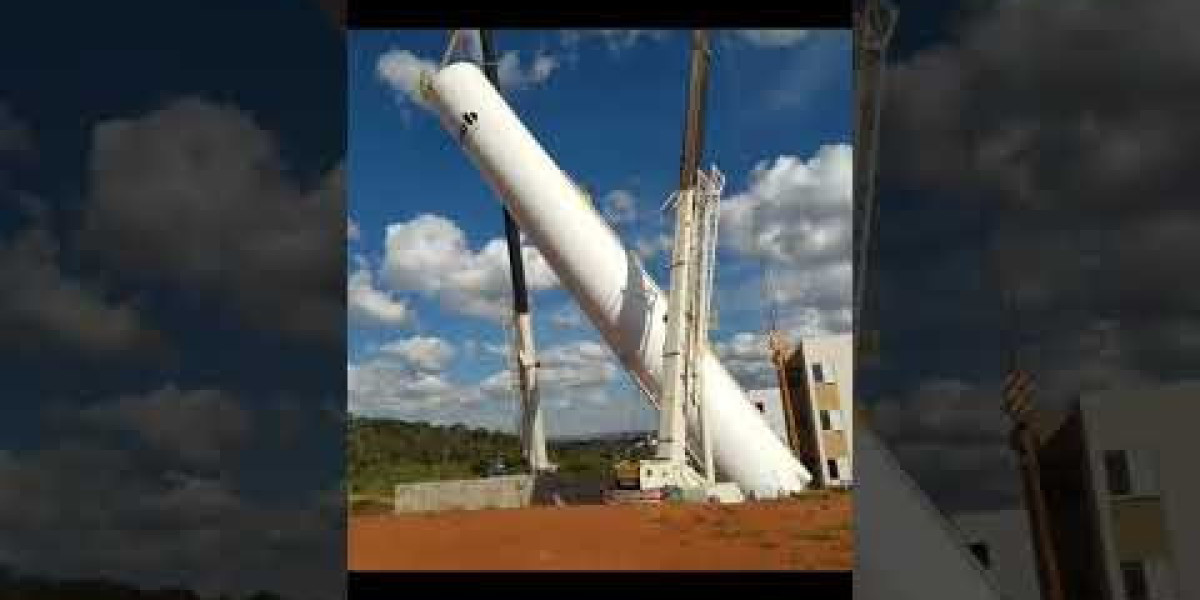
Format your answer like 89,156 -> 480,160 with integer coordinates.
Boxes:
458,111 -> 480,143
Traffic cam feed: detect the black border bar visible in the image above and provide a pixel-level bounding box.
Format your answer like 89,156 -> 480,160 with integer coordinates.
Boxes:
348,6 -> 852,29
350,570 -> 851,598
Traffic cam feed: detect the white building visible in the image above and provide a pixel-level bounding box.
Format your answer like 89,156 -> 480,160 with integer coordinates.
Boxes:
1072,383 -> 1199,600
855,424 -> 1007,600
946,382 -> 1200,600
746,332 -> 855,486
797,334 -> 855,486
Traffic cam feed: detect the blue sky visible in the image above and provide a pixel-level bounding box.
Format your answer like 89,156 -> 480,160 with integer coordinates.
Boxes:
347,29 -> 853,436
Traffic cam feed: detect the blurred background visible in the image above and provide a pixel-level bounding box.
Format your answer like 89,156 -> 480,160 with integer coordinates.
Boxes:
0,1 -> 345,598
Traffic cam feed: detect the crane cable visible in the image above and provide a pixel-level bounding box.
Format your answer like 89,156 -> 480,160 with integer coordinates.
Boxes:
441,29 -> 484,68
440,30 -> 462,68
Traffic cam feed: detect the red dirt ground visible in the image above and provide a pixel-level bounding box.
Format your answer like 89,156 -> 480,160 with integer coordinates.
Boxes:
349,493 -> 851,571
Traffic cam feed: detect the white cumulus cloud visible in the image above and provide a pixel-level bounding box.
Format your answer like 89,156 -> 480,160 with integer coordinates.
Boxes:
550,303 -> 585,329
536,340 -> 619,390
1,220 -> 161,358
381,213 -> 558,321
713,332 -> 776,390
347,258 -> 412,328
721,144 -> 853,265
0,387 -> 341,599
719,144 -> 854,337
560,30 -> 670,55
602,189 -> 638,224
81,99 -> 344,343
871,378 -> 1020,511
348,357 -> 516,432
735,30 -> 811,47
635,233 -> 673,262
475,338 -> 624,417
497,50 -> 560,90
377,46 -> 559,105
350,334 -> 651,436
81,385 -> 251,468
376,49 -> 437,107
379,335 -> 456,373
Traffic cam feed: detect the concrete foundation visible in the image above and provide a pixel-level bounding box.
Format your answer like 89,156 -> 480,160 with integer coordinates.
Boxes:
394,475 -> 534,513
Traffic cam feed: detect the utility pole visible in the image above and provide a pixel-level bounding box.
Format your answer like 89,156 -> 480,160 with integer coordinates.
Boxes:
478,29 -> 552,474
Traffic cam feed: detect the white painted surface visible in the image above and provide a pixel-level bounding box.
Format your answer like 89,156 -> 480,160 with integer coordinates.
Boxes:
746,388 -> 790,445
425,62 -> 810,497
638,458 -> 674,491
855,425 -> 1006,600
952,509 -> 1042,600
707,482 -> 745,503
394,475 -> 533,512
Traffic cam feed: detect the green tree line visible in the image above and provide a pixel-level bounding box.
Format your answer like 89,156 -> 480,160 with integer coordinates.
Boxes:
347,417 -> 655,497
347,417 -> 523,495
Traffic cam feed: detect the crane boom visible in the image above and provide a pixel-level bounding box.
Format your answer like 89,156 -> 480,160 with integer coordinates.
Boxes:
853,0 -> 897,350
679,31 -> 710,191
653,31 -> 724,492
656,30 -> 712,470
477,29 -> 551,473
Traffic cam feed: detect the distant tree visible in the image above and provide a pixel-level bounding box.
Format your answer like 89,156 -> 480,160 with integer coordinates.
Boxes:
350,417 -> 614,497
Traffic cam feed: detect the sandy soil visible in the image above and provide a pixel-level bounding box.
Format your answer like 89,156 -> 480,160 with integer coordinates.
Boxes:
349,493 -> 851,571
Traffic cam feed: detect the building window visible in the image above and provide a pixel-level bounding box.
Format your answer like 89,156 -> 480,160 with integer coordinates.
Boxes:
1122,561 -> 1149,600
1106,449 -> 1160,497
812,363 -> 825,383
827,458 -> 839,480
755,402 -> 765,413
820,409 -> 843,431
968,543 -> 991,569
1105,450 -> 1132,497
1129,449 -> 1160,496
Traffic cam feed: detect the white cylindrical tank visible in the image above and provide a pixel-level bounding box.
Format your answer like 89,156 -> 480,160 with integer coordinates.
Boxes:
423,62 -> 811,497
855,425 -> 1006,599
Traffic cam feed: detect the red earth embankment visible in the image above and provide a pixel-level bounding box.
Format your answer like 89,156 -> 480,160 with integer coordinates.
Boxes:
349,492 -> 851,570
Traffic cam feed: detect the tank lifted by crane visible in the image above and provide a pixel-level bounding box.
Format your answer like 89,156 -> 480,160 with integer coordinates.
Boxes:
420,56 -> 812,500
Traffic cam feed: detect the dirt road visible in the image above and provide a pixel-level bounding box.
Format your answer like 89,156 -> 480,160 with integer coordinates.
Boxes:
349,493 -> 851,570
